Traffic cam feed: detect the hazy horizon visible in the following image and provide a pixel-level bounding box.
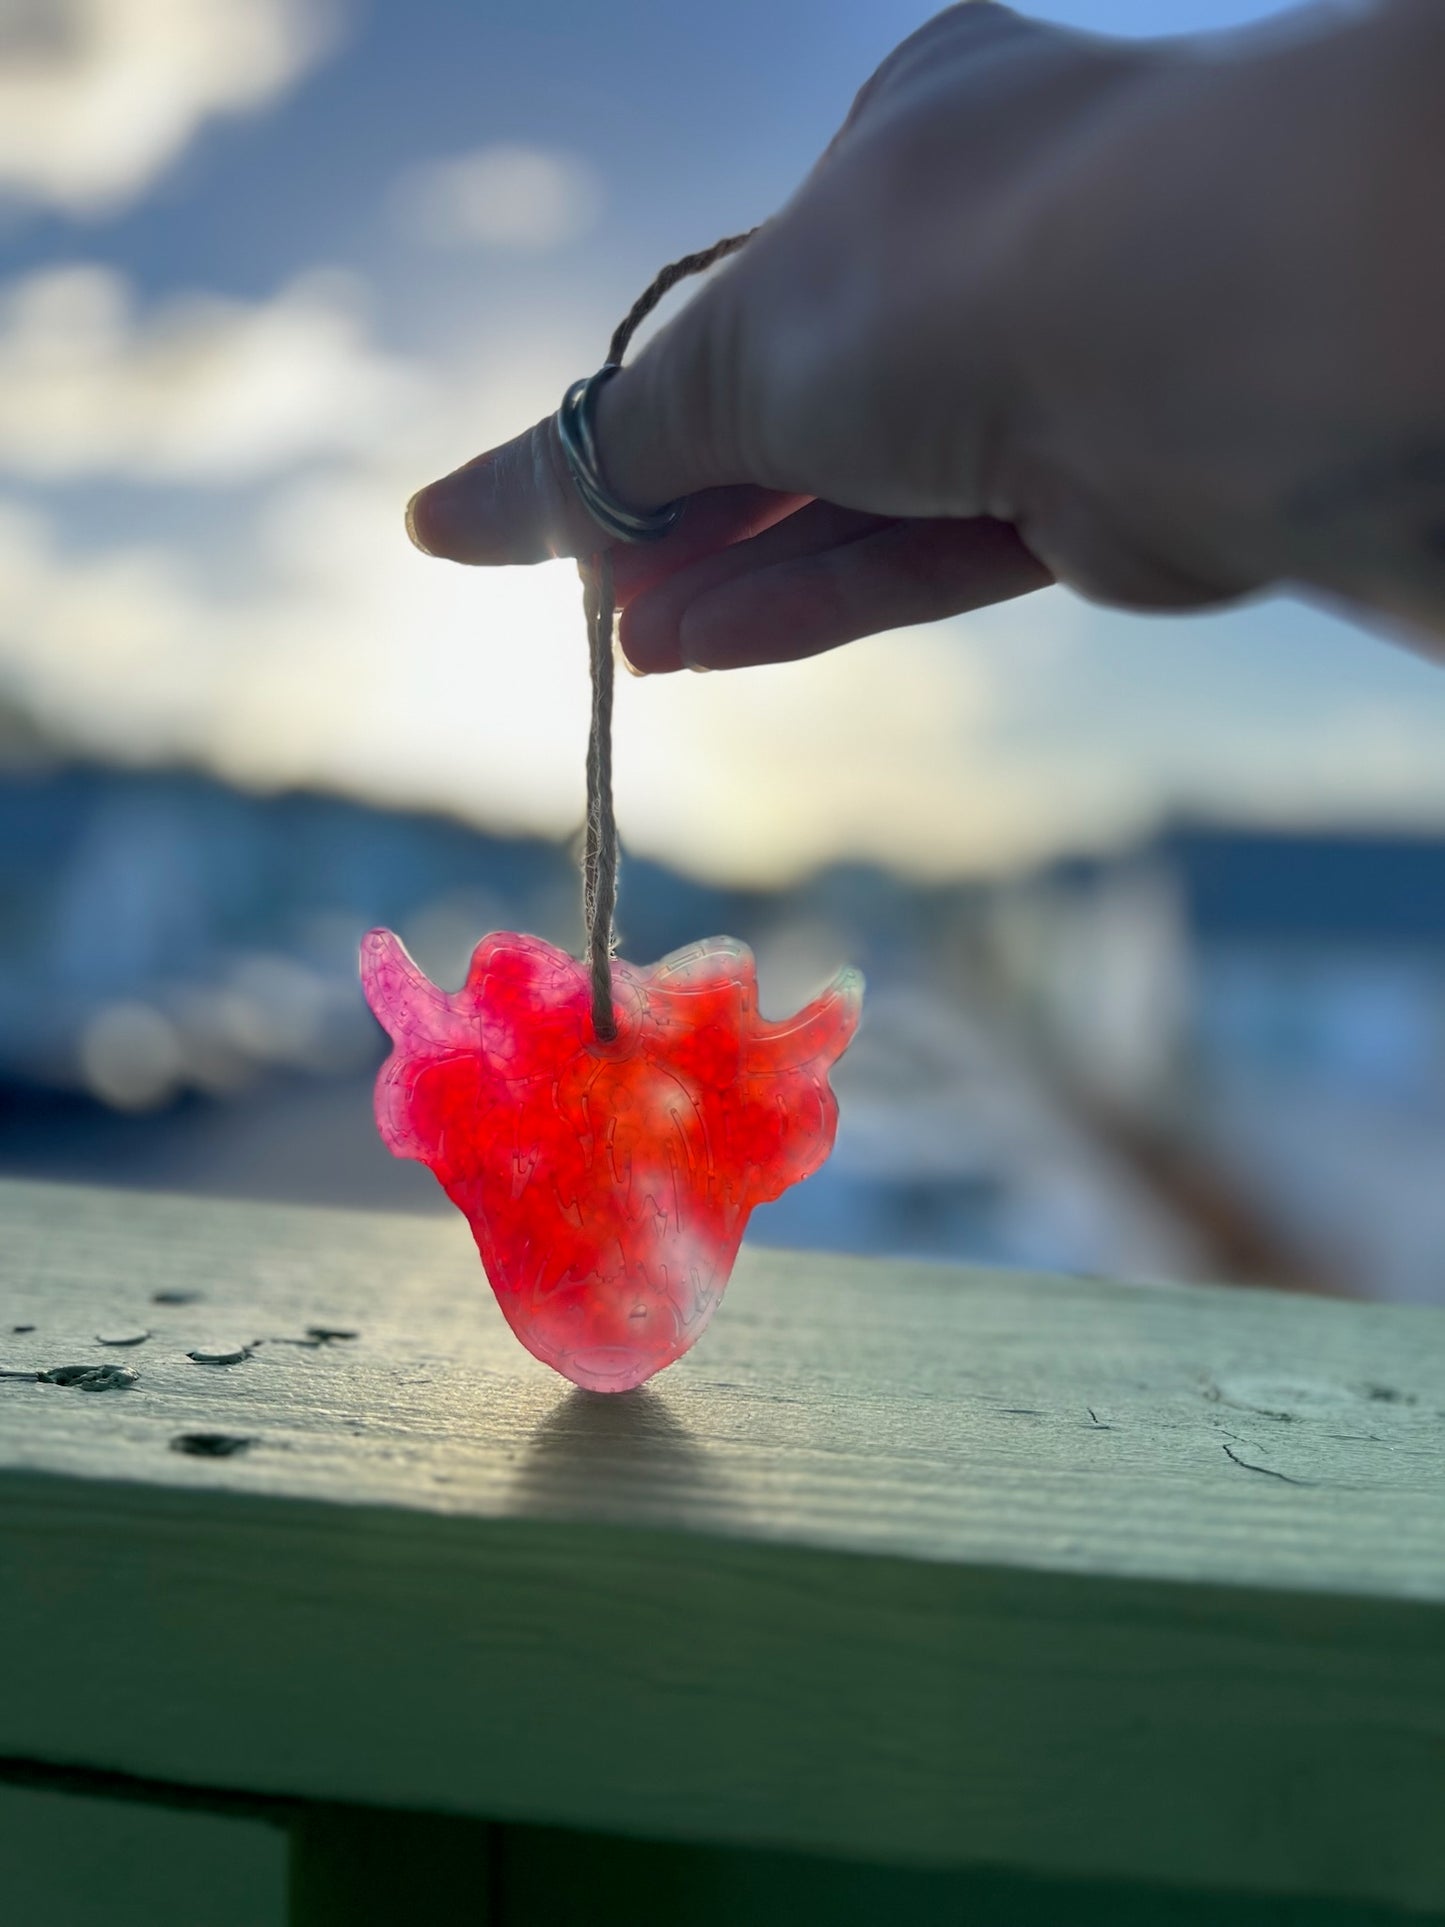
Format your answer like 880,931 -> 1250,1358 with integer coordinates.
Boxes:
4,0 -> 1445,890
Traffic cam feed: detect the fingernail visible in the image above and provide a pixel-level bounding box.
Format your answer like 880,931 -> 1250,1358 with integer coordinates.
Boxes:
404,490 -> 435,557
619,644 -> 648,678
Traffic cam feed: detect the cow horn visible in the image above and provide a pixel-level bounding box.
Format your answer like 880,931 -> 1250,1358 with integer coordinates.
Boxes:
747,965 -> 864,1074
360,928 -> 473,1052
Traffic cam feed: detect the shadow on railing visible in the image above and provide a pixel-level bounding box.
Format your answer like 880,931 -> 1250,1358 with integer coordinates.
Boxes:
510,1384 -> 747,1528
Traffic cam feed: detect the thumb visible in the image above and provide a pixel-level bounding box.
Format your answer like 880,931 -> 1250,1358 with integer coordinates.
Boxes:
404,411 -> 596,567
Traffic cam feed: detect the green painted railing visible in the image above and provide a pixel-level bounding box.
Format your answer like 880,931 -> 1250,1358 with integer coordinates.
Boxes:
1,1179 -> 1442,1924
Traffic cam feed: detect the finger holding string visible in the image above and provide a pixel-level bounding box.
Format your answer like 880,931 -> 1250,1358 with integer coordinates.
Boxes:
405,404 -> 1048,671
405,301 -> 1050,671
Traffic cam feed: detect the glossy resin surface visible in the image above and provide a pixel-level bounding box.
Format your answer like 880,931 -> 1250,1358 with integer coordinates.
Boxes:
361,930 -> 862,1391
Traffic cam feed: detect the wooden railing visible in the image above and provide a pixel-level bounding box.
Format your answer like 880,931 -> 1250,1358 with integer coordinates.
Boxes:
0,1177 -> 1442,1924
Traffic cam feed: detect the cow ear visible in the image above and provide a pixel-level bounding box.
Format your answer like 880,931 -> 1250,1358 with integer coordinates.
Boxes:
648,937 -> 758,1004
360,928 -> 473,1052
463,931 -> 579,1001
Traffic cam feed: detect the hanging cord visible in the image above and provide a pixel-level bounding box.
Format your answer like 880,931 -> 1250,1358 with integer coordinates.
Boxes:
577,226 -> 757,1041
581,547 -> 618,1036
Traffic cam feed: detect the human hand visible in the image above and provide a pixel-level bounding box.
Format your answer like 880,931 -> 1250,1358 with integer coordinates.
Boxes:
406,0 -> 1445,665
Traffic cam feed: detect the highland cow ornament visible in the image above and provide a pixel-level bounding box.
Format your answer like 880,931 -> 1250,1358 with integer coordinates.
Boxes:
370,228 -> 868,1390
362,930 -> 861,1391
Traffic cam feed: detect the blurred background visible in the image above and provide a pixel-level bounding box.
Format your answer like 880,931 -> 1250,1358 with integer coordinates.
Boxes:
2,0 -> 1443,1304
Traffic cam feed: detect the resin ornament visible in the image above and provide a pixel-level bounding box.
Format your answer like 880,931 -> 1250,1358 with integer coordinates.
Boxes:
362,928 -> 861,1392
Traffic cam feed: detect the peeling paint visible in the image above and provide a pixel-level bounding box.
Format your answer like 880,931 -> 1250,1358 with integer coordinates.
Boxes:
171,1432 -> 255,1458
37,1363 -> 138,1391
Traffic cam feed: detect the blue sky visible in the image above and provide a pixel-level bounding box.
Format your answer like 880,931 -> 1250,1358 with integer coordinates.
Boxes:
2,0 -> 1443,885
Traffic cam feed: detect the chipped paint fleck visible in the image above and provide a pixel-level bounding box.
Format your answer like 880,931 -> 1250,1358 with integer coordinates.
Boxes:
37,1363 -> 138,1391
171,1432 -> 255,1458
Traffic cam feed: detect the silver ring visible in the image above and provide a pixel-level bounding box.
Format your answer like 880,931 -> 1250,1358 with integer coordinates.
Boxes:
556,365 -> 682,545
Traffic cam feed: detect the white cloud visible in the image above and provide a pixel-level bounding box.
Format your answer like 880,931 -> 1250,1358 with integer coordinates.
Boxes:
0,0 -> 336,215
0,263 -> 421,482
0,483 -> 593,827
0,474 -> 1021,883
393,144 -> 604,252
8,454 -> 1445,889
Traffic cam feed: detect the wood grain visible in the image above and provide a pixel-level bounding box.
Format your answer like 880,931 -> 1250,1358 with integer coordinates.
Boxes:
0,1178 -> 1442,1912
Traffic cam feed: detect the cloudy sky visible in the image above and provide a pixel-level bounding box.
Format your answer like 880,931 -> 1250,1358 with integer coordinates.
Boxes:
2,0 -> 1443,886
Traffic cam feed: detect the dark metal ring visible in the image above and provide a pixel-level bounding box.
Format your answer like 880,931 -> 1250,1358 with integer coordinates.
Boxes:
556,365 -> 682,545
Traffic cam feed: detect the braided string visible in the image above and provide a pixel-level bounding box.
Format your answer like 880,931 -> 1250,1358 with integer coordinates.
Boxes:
581,225 -> 757,1041
582,548 -> 618,1035
606,227 -> 759,368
